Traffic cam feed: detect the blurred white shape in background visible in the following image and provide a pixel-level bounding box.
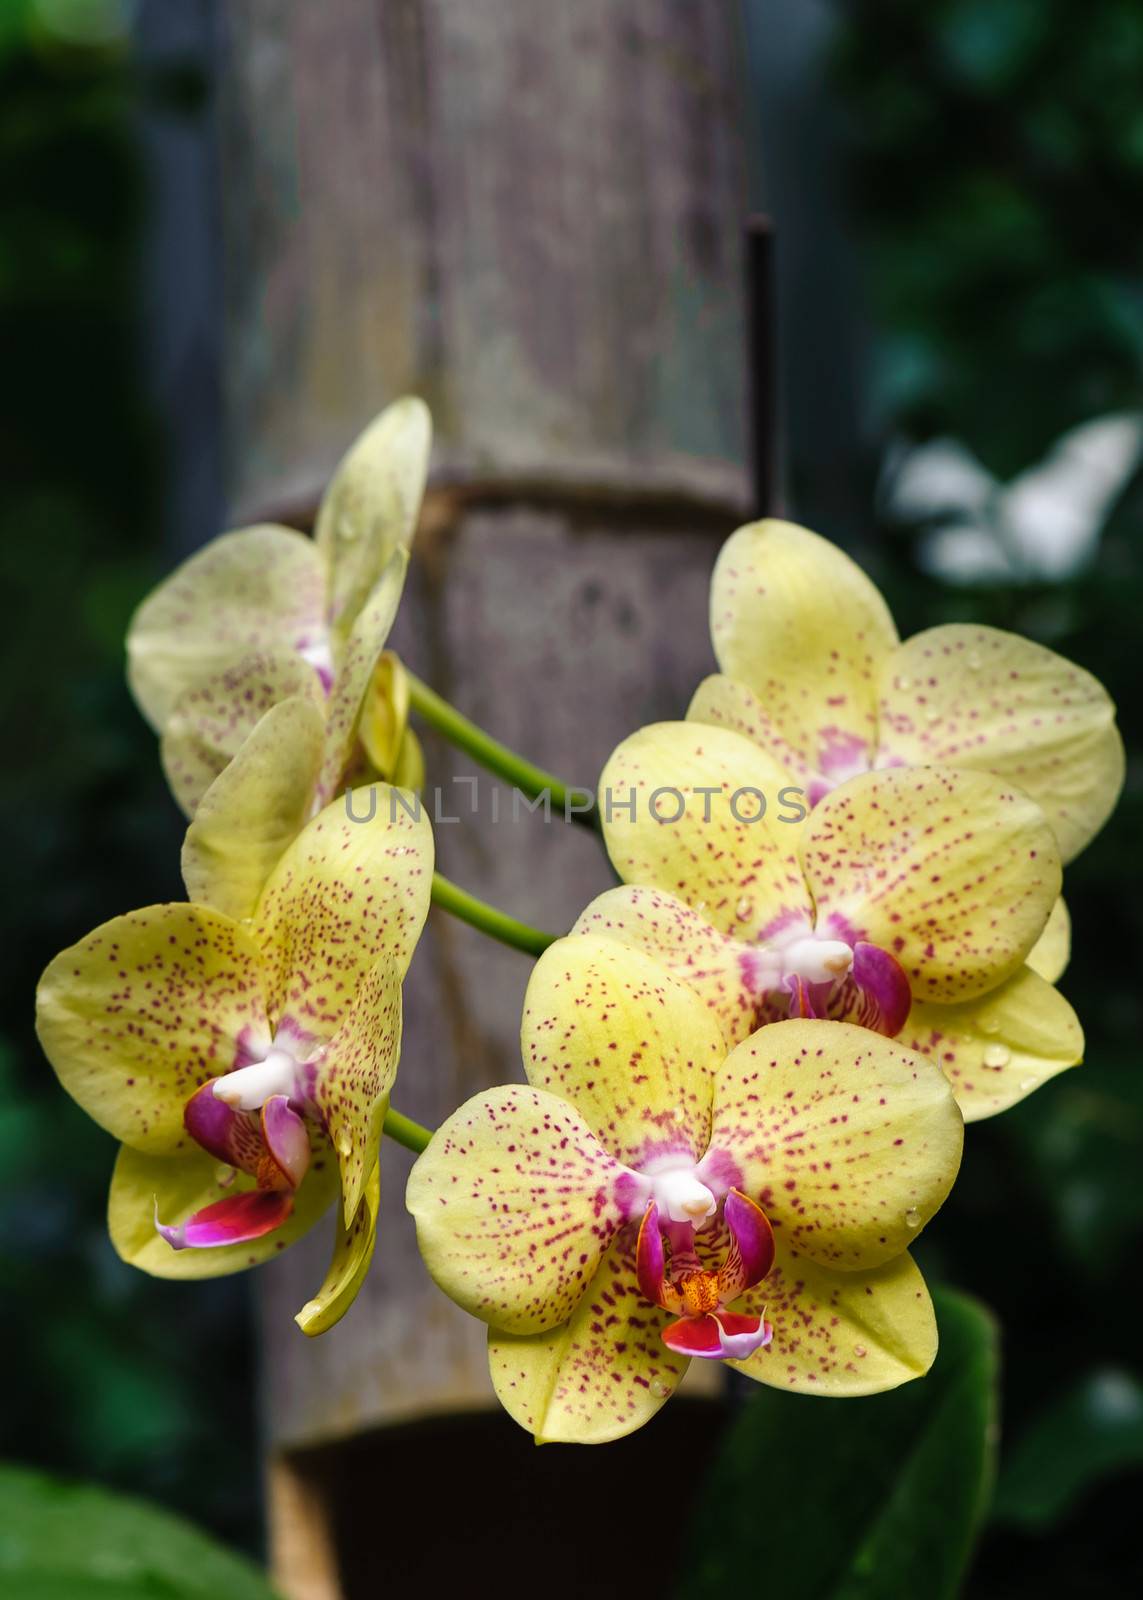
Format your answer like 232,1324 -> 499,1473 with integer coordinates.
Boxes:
881,413 -> 1143,585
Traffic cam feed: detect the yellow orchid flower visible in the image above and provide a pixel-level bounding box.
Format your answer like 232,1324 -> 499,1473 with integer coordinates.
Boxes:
127,397 -> 431,818
691,519 -> 1124,981
578,720 -> 1079,1121
36,787 -> 432,1334
693,518 -> 1123,861
408,936 -> 963,1444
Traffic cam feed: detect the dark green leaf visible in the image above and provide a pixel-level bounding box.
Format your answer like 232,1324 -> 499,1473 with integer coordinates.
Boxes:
993,1368 -> 1143,1528
0,1465 -> 281,1600
676,1287 -> 998,1600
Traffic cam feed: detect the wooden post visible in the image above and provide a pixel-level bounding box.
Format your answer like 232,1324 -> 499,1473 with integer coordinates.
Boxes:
217,5 -> 751,1592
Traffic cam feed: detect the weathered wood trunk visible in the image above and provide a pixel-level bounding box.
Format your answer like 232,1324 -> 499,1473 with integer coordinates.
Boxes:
218,4 -> 750,1594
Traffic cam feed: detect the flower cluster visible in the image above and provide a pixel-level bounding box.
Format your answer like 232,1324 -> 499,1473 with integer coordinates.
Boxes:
407,517 -> 1120,1442
37,399 -> 434,1331
36,430 -> 1121,1440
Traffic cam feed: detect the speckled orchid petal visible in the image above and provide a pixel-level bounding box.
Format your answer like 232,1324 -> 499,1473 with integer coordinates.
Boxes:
521,935 -> 725,1169
407,1085 -> 637,1335
253,786 -> 433,1035
160,652 -> 325,818
572,885 -> 759,1047
110,1141 -> 339,1278
315,396 -> 430,645
127,525 -> 328,732
877,624 -> 1124,864
802,766 -> 1062,1005
709,520 -> 899,777
313,550 -> 409,807
488,1238 -> 688,1443
600,721 -> 810,943
35,906 -> 271,1155
729,1240 -> 937,1396
181,698 -> 326,922
296,1163 -> 380,1336
313,955 -> 402,1225
688,674 -> 815,787
1026,896 -> 1071,985
707,1019 -> 963,1270
900,966 -> 1082,1122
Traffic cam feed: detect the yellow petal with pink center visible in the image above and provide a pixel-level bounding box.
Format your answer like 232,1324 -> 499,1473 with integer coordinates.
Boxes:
253,786 -> 432,1036
710,519 -> 898,776
802,766 -> 1061,1004
36,905 -> 270,1154
729,1240 -> 936,1396
522,935 -> 725,1168
599,720 -> 810,943
572,884 -> 758,1048
899,966 -> 1082,1122
295,1162 -> 381,1335
407,1085 -> 632,1335
877,623 -> 1124,864
109,1141 -> 339,1278
488,1238 -> 688,1443
709,1020 -> 962,1270
127,524 -> 327,732
181,697 -> 326,922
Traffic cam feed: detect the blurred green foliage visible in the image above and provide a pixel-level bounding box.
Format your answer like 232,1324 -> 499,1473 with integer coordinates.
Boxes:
835,0 -> 1143,476
0,1462 -> 281,1599
0,0 -> 259,1555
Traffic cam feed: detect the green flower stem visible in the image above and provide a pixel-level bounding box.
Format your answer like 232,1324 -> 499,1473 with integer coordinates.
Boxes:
382,1105 -> 434,1155
431,871 -> 557,958
405,669 -> 602,833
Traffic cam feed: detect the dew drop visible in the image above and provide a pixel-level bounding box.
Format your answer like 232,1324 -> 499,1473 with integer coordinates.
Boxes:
980,1015 -> 1000,1036
982,1044 -> 1011,1069
925,708 -> 941,725
336,1130 -> 353,1157
893,674 -> 912,692
967,651 -> 982,671
214,1163 -> 236,1188
671,1105 -> 686,1124
650,1377 -> 670,1398
853,1344 -> 868,1358
904,1206 -> 921,1229
735,895 -> 755,924
1018,1076 -> 1038,1093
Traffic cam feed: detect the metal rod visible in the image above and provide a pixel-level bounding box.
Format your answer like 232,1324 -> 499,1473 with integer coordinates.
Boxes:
745,214 -> 782,519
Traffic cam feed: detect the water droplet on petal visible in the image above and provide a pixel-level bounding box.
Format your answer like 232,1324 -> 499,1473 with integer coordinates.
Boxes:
214,1163 -> 236,1187
735,895 -> 755,924
967,652 -> 982,670
853,1344 -> 868,1358
980,1015 -> 1000,1035
336,1130 -> 353,1157
650,1377 -> 670,1398
904,1206 -> 921,1229
1018,1076 -> 1038,1093
925,708 -> 941,725
983,1044 -> 1011,1069
893,674 -> 912,692
671,1106 -> 686,1124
